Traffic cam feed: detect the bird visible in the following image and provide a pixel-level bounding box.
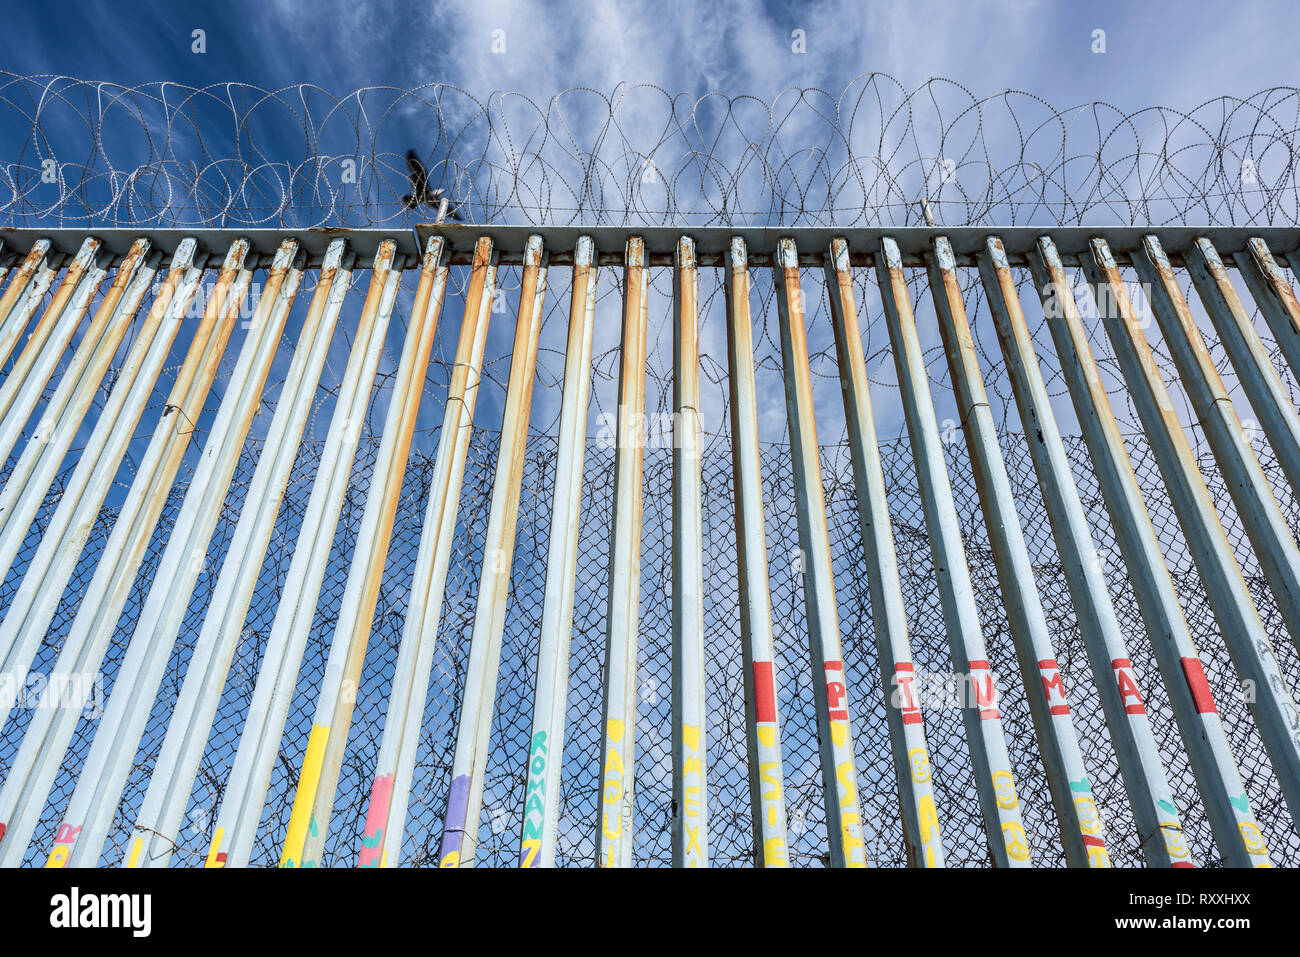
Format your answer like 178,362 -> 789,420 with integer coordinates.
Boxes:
401,149 -> 462,220
401,149 -> 442,208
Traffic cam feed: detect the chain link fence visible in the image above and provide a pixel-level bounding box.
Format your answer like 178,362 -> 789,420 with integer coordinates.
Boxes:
2,246 -> 1298,867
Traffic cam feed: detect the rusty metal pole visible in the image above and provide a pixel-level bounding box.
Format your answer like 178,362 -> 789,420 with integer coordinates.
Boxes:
129,239 -> 361,867
772,237 -> 867,868
0,239 -> 152,470
926,237 -> 1108,868
206,240 -> 426,871
671,235 -> 709,868
47,240 -> 309,867
0,242 -> 187,580
1083,237 -> 1300,833
1186,238 -> 1300,497
823,238 -> 944,868
597,236 -> 649,868
0,240 -> 58,369
875,235 -> 1031,868
0,239 -> 248,730
278,241 -> 428,869
0,239 -> 258,867
341,237 -> 454,870
0,237 -> 108,436
250,237 -> 439,868
519,236 -> 598,869
1131,236 -> 1300,648
435,237 -> 548,869
341,234 -> 491,869
980,237 -> 1192,868
723,237 -> 791,867
1027,235 -> 1273,867
314,236 -> 448,871
1235,238 -> 1300,381
349,236 -> 482,870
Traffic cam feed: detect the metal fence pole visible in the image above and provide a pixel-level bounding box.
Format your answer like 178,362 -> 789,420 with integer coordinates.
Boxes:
326,236 -> 450,870
980,237 -> 1191,868
520,236 -> 598,868
875,235 -> 1031,867
128,238 -> 359,867
0,238 -> 108,439
0,239 -> 257,866
723,237 -> 791,867
279,240 -> 429,868
1027,235 -> 1273,867
1235,238 -> 1300,381
927,236 -> 1107,867
772,237 -> 866,867
597,236 -> 649,868
0,240 -> 58,370
823,238 -> 944,868
1132,236 -> 1300,649
671,235 -> 709,867
1082,237 -> 1300,833
46,240 -> 309,867
437,236 -> 548,868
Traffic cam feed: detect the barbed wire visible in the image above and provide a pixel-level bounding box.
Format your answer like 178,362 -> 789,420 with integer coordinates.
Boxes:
2,72 -> 1300,229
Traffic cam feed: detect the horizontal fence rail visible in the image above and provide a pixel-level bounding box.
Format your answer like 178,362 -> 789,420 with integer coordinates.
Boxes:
0,225 -> 1297,867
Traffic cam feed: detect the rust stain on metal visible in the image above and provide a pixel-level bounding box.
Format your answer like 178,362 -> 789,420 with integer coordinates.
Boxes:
984,238 -> 1044,390
78,238 -> 152,347
1090,239 -> 1220,507
8,239 -> 104,387
1089,239 -> 1185,427
1248,237 -> 1300,330
1031,238 -> 1125,445
930,236 -> 988,423
1138,236 -> 1231,408
163,238 -> 253,425
338,240 -> 405,639
0,240 -> 53,333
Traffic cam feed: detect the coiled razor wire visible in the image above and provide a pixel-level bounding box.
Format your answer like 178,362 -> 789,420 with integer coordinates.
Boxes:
1,72 -> 1299,229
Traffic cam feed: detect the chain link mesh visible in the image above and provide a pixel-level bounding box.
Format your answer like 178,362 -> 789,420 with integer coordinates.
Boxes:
2,244 -> 1298,868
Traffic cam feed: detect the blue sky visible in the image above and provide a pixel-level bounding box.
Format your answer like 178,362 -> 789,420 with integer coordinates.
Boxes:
4,0 -> 1297,111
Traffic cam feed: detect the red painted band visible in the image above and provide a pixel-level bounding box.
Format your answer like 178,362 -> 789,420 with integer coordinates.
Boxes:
753,662 -> 777,723
1180,657 -> 1218,715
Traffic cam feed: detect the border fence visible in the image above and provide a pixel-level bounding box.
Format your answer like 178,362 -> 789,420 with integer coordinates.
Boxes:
0,75 -> 1298,867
